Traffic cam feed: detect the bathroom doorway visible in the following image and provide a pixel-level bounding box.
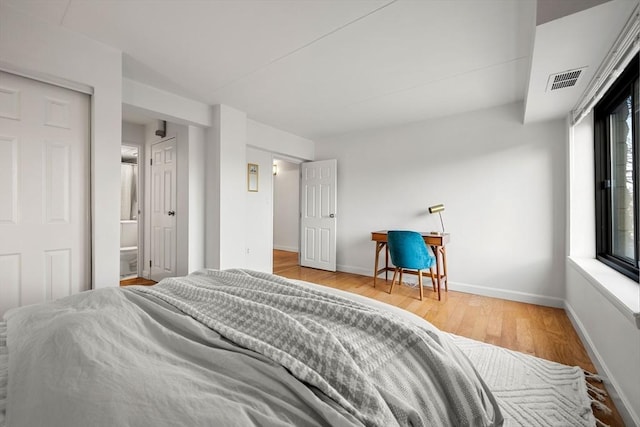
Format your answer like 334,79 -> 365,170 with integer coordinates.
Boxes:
120,145 -> 140,280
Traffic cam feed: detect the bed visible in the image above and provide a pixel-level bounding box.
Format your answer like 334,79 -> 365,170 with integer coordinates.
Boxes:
0,269 -> 594,426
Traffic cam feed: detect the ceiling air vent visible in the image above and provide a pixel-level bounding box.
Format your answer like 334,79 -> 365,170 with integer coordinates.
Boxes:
546,67 -> 586,92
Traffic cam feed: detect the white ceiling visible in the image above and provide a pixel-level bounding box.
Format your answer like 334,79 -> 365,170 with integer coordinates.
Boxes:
4,0 -> 637,139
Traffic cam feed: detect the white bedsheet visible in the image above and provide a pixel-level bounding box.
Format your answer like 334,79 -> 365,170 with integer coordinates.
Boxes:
2,287 -> 361,427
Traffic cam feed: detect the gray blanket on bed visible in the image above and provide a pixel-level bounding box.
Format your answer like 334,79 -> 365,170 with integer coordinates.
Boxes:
134,269 -> 502,427
1,269 -> 502,427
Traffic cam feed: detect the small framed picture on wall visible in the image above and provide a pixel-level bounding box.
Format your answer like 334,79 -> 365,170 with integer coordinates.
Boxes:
248,163 -> 259,192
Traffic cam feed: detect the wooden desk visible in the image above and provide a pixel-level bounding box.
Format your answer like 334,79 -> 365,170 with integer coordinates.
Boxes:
371,231 -> 449,300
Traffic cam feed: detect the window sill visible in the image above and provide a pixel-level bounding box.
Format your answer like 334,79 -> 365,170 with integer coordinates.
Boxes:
568,257 -> 640,329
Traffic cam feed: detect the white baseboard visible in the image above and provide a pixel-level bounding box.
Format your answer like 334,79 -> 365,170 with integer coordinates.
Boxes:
337,263 -> 564,308
447,281 -> 565,308
337,264 -> 371,277
273,245 -> 298,253
564,301 -> 639,427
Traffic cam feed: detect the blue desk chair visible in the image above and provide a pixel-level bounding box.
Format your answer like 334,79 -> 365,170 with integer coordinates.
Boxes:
387,230 -> 436,301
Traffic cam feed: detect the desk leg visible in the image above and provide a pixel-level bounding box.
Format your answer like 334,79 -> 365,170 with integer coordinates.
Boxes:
441,246 -> 448,292
431,245 -> 442,301
373,242 -> 384,287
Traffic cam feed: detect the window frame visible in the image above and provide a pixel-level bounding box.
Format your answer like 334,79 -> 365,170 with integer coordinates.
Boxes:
593,53 -> 639,282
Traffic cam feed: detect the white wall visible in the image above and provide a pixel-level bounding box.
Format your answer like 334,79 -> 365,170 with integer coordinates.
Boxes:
315,103 -> 566,306
175,123 -> 190,277
246,148 -> 275,272
122,121 -> 145,146
566,262 -> 640,426
206,105 -> 248,270
568,113 -> 596,257
273,160 -> 300,252
1,5 -> 122,288
247,119 -> 314,160
188,125 -> 206,273
566,112 -> 640,426
123,78 -> 212,127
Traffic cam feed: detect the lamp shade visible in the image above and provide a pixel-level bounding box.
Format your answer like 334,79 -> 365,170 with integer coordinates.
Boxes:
428,204 -> 445,214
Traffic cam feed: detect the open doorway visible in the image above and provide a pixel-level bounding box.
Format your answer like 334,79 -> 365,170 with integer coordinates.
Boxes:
273,158 -> 300,265
120,144 -> 140,280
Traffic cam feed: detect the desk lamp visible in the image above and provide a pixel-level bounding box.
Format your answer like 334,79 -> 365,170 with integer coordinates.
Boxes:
428,204 -> 445,234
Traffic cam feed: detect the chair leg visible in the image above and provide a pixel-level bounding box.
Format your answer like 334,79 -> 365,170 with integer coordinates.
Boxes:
429,267 -> 436,292
418,270 -> 423,301
390,267 -> 399,294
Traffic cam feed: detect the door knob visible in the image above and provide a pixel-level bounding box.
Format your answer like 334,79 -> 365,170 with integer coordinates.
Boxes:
168,210 -> 175,216
329,213 -> 335,218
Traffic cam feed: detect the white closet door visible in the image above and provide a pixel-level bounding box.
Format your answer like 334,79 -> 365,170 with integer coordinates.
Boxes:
0,71 -> 90,316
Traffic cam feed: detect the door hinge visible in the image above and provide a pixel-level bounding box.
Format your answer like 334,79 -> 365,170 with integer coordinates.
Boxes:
150,158 -> 153,166
149,260 -> 152,268
602,179 -> 611,189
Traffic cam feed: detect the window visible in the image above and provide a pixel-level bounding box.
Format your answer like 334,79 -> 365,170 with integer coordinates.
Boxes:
594,54 -> 639,282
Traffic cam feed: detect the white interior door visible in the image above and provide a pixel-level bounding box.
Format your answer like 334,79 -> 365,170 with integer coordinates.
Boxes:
150,138 -> 177,281
300,159 -> 337,271
0,71 -> 90,316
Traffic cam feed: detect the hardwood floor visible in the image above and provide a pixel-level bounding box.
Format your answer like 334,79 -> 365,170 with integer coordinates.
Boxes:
273,249 -> 625,426
119,276 -> 156,286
